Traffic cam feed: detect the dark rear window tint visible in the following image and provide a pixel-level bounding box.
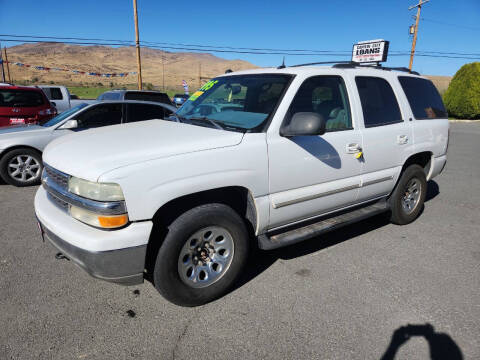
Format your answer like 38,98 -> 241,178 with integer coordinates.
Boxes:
355,77 -> 402,127
50,88 -> 63,100
125,92 -> 171,104
0,89 -> 45,107
398,77 -> 448,119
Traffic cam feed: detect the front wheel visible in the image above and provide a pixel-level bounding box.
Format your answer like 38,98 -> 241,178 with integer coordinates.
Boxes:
153,203 -> 250,307
388,164 -> 427,225
0,148 -> 43,187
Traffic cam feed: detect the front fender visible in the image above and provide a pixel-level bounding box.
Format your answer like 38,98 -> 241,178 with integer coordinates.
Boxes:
98,133 -> 269,221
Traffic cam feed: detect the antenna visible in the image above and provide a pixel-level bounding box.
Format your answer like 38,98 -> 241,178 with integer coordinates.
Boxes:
277,57 -> 286,69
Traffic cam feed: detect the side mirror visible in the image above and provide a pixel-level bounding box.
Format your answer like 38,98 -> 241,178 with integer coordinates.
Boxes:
50,101 -> 57,107
280,112 -> 326,137
59,119 -> 78,130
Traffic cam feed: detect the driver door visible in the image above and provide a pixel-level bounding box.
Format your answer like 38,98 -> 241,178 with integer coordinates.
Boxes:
267,75 -> 364,229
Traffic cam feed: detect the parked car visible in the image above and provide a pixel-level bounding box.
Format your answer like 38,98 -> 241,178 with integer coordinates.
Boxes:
0,100 -> 176,186
172,93 -> 189,107
97,90 -> 173,106
35,64 -> 449,306
0,85 -> 57,127
38,85 -> 96,113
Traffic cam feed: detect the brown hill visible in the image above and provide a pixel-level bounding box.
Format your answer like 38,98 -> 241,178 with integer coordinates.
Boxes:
4,43 -> 451,94
4,42 -> 257,91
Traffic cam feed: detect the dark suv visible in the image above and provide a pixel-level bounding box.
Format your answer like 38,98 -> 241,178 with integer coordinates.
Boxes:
97,90 -> 173,106
0,85 -> 57,127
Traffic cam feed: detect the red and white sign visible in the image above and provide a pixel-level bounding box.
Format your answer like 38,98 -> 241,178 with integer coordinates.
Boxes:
352,40 -> 389,63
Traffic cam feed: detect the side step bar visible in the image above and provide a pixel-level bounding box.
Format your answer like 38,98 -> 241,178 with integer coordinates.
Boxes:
258,200 -> 389,250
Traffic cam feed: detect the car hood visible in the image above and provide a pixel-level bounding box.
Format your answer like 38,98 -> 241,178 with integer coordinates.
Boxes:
0,124 -> 46,136
43,120 -> 245,181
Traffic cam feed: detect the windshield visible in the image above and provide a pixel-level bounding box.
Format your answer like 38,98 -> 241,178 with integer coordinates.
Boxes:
176,74 -> 292,131
42,103 -> 89,127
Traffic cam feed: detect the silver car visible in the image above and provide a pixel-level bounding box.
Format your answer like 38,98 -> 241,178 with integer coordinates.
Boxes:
0,100 -> 177,187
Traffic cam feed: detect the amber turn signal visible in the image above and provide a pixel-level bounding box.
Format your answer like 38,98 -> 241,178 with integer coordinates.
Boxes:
98,214 -> 129,229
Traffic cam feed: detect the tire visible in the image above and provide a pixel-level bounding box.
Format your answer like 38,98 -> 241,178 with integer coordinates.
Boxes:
153,203 -> 250,307
388,164 -> 427,225
0,148 -> 43,187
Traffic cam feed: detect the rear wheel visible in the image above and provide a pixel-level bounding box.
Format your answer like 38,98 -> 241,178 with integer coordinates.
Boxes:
0,148 -> 43,187
153,203 -> 250,307
389,164 -> 427,225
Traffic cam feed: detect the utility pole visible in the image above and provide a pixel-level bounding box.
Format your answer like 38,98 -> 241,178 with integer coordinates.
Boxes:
0,42 -> 5,83
162,53 -> 165,91
133,0 -> 143,90
408,0 -> 429,70
198,63 -> 201,88
4,47 -> 11,83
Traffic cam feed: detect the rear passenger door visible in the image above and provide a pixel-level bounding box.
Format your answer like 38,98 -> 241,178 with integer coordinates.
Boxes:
125,103 -> 172,123
355,76 -> 413,202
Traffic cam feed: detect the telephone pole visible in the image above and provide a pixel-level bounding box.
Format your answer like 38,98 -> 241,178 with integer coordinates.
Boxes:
133,0 -> 143,90
4,47 -> 11,83
0,42 -> 5,83
408,0 -> 429,70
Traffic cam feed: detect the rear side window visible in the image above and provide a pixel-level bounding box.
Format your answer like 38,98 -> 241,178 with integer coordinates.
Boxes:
356,77 -> 402,127
50,88 -> 63,100
0,89 -> 45,107
127,103 -> 169,123
125,92 -> 171,104
398,77 -> 448,119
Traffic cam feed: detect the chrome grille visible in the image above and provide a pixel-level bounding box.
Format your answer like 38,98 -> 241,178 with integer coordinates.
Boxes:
47,191 -> 69,212
44,165 -> 69,190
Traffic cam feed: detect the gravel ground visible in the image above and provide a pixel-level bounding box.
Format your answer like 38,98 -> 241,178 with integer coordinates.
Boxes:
0,122 -> 479,360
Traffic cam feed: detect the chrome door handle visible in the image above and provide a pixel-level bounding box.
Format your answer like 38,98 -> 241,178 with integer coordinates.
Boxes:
346,143 -> 362,154
397,135 -> 409,145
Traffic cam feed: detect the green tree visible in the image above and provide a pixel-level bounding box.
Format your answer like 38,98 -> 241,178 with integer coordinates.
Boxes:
443,62 -> 480,119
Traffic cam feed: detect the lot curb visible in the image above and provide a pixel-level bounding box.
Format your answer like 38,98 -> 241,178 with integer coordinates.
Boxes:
449,119 -> 480,123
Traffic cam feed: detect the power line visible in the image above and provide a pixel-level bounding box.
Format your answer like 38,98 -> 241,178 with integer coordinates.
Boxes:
0,36 -> 478,60
421,17 -> 480,31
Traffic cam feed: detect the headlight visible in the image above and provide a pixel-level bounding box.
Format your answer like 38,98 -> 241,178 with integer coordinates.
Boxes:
70,205 -> 129,229
68,177 -> 125,201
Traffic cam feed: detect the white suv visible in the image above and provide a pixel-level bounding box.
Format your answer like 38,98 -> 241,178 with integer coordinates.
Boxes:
34,64 -> 449,306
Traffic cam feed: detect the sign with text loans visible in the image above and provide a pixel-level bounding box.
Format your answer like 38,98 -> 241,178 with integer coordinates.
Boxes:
352,40 -> 389,63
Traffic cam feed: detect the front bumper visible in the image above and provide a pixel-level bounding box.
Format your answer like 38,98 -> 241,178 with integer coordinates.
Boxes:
35,187 -> 153,285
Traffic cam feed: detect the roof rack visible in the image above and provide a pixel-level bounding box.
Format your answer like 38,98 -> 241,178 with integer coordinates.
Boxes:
289,61 -> 420,75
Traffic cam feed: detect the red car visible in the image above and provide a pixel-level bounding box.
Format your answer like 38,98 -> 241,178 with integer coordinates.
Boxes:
0,85 -> 57,127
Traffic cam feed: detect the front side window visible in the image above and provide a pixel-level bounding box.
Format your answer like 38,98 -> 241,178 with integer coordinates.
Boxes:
398,76 -> 448,119
176,74 -> 292,131
0,90 -> 45,107
42,103 -> 88,127
356,77 -> 402,127
287,76 -> 352,131
127,103 -> 169,123
75,103 -> 122,130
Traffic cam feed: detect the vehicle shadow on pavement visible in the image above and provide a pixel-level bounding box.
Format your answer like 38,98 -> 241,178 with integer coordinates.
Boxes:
380,323 -> 463,360
234,180 -> 440,291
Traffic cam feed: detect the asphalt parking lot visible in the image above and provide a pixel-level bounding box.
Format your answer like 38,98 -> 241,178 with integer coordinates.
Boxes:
1,122 -> 479,360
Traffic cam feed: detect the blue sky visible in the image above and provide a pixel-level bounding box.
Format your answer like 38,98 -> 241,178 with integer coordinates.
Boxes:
1,0 -> 479,75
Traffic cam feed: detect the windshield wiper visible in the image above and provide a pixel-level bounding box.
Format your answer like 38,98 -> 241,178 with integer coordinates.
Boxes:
187,116 -> 225,130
